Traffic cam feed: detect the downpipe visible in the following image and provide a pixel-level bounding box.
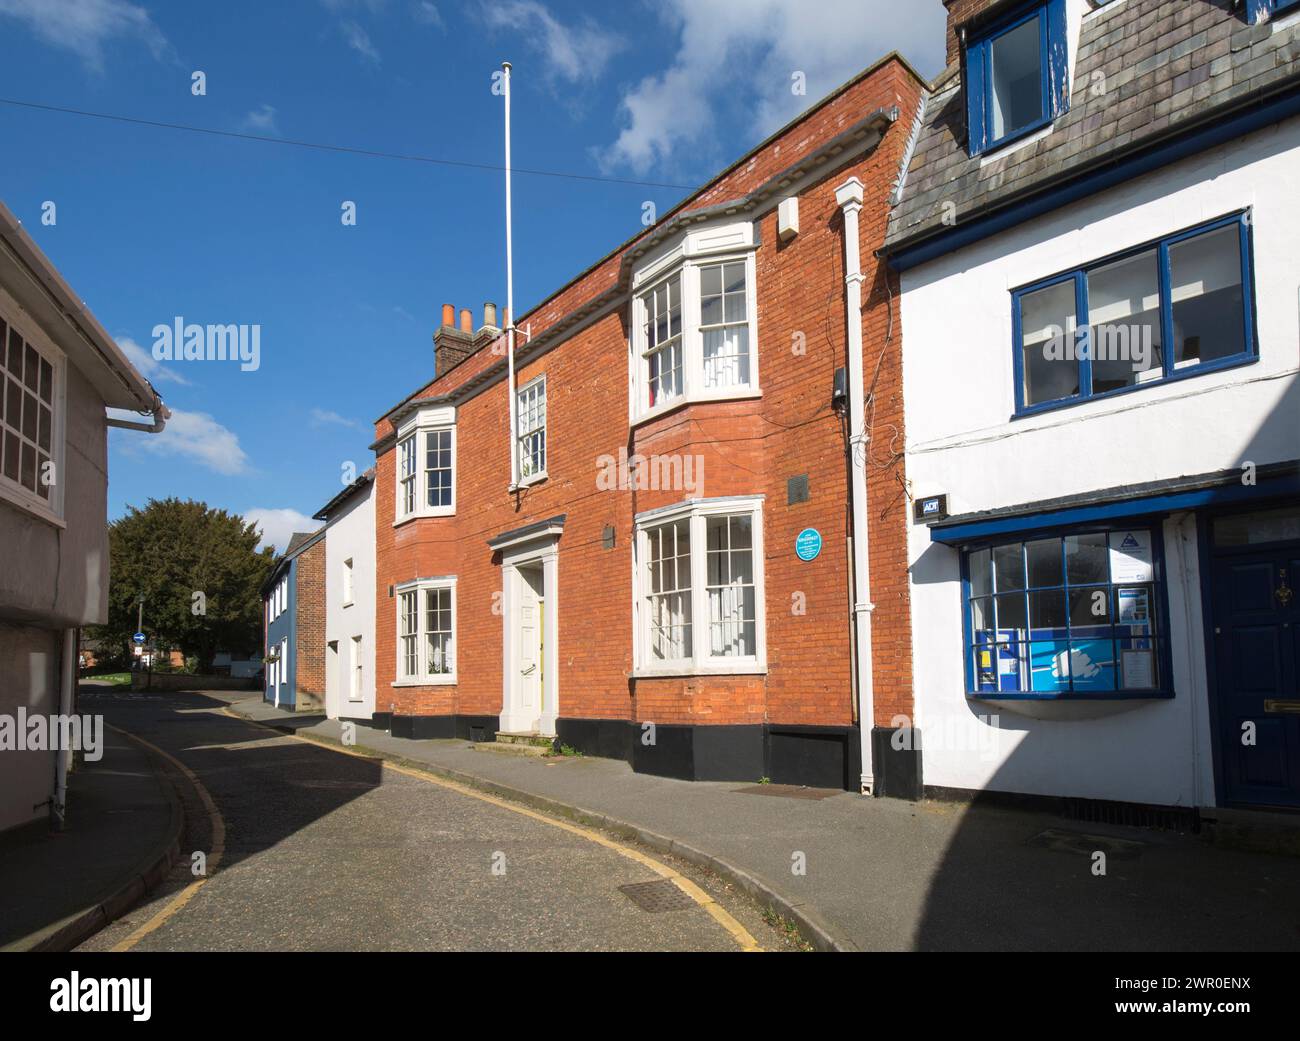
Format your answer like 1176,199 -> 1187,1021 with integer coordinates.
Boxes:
835,177 -> 878,796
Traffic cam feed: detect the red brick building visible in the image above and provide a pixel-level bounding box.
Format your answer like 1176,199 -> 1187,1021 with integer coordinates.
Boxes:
370,53 -> 925,793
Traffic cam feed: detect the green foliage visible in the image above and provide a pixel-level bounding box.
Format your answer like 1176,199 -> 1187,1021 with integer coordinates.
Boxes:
86,498 -> 275,672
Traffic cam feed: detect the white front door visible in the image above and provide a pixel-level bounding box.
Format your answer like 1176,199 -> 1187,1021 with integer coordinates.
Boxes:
516,566 -> 544,731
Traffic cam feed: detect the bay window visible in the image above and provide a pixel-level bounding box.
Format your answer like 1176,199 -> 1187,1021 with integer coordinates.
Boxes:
394,405 -> 455,522
964,527 -> 1169,698
1013,212 -> 1255,414
630,223 -> 758,421
395,578 -> 456,684
635,497 -> 765,675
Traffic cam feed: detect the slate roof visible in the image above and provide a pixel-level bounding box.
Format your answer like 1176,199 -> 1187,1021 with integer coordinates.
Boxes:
884,0 -> 1300,254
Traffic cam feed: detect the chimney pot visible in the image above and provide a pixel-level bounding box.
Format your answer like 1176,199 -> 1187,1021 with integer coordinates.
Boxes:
502,307 -> 510,329
483,301 -> 498,328
441,303 -> 455,327
459,308 -> 473,333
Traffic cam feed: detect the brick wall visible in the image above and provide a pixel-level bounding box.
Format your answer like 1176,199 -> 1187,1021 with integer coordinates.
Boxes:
295,539 -> 325,697
374,56 -> 922,733
944,0 -> 1013,67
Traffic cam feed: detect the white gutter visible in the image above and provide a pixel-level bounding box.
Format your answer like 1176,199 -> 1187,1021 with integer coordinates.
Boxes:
835,177 -> 877,796
0,200 -> 162,419
106,408 -> 170,433
502,60 -> 519,491
53,627 -> 76,829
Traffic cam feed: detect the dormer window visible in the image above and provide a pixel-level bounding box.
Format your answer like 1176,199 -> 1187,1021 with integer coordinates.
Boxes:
965,0 -> 1068,156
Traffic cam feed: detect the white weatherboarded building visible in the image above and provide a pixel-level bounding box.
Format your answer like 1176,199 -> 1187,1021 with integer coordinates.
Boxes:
883,0 -> 1300,812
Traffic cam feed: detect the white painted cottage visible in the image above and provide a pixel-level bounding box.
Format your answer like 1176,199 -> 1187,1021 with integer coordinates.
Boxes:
883,0 -> 1300,812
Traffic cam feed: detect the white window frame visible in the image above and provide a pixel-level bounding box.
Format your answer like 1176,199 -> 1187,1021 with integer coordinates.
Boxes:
342,557 -> 354,607
393,405 -> 456,524
350,635 -> 363,702
628,221 -> 759,426
392,576 -> 457,685
515,374 -> 547,485
632,496 -> 766,677
0,294 -> 66,525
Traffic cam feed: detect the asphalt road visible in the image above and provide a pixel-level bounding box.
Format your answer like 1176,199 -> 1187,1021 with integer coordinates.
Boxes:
77,689 -> 786,952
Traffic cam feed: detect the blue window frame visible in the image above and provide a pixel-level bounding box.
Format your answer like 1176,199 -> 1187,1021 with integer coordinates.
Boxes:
1250,0 -> 1300,23
962,525 -> 1173,700
965,0 -> 1069,156
1011,211 -> 1257,416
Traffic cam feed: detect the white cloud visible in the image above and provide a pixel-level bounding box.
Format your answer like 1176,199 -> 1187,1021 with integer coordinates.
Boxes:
598,0 -> 947,176
116,335 -> 190,386
476,0 -> 624,86
0,0 -> 169,72
244,508 -> 321,554
309,407 -> 363,430
238,104 -> 279,135
133,408 -> 250,476
340,18 -> 380,63
413,1 -> 443,28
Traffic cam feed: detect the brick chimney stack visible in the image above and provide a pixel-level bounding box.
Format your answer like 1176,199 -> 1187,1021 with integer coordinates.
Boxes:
432,300 -> 504,378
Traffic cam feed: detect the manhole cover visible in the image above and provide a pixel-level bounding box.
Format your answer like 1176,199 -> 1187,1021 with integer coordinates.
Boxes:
618,880 -> 696,913
1026,828 -> 1146,860
733,784 -> 841,800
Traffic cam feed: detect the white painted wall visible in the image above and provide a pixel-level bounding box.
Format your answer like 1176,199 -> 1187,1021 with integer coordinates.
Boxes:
900,116 -> 1300,806
324,481 -> 376,719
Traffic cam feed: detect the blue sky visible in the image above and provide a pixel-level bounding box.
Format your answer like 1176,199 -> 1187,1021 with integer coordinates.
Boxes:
0,0 -> 945,551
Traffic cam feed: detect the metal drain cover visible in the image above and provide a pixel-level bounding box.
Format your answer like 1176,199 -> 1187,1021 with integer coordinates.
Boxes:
733,783 -> 841,800
618,880 -> 696,913
1027,828 -> 1146,860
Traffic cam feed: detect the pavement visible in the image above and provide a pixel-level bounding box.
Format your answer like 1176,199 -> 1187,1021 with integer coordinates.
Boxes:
222,692 -> 1300,952
9,684 -> 1300,952
0,713 -> 181,951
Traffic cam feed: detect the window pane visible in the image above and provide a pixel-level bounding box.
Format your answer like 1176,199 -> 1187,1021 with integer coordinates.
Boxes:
1068,586 -> 1110,628
1025,538 -> 1062,588
6,327 -> 21,375
1170,225 -> 1245,367
22,344 -> 37,391
994,592 -> 1027,632
989,15 -> 1044,140
993,543 -> 1024,591
1029,589 -> 1066,636
1020,280 -> 1079,405
968,548 -> 992,598
1117,637 -> 1159,690
1067,638 -> 1116,691
707,514 -> 756,657
1064,533 -> 1108,584
1029,640 -> 1072,693
1087,249 -> 1163,393
646,520 -> 691,660
970,596 -> 992,633
702,325 -> 750,388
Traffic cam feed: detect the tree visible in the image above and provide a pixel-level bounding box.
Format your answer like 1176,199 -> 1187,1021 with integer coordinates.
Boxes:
89,498 -> 276,672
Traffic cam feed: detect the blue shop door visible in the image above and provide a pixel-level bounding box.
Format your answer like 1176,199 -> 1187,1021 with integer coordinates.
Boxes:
1212,549 -> 1300,807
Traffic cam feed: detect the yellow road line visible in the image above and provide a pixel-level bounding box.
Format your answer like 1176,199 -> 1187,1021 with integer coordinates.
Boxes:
222,707 -> 764,952
110,728 -> 227,953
